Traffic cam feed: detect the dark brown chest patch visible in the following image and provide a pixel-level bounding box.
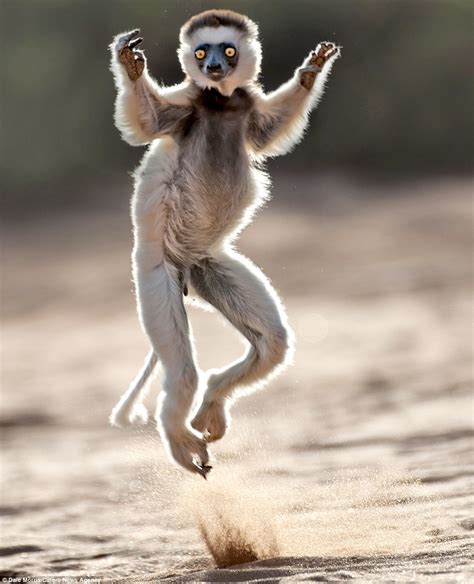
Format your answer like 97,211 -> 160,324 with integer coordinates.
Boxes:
197,88 -> 254,115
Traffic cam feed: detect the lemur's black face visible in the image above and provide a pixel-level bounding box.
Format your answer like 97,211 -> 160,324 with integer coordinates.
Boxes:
194,43 -> 238,81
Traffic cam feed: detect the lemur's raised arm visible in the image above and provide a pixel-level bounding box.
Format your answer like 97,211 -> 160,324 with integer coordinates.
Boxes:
248,42 -> 340,158
110,30 -> 193,146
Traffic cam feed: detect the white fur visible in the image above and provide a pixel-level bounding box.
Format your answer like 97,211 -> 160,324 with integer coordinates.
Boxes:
109,349 -> 158,427
249,46 -> 340,159
178,26 -> 262,96
109,20 -> 340,476
189,26 -> 241,46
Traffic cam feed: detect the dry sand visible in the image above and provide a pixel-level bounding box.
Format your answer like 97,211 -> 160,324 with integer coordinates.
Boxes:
1,178 -> 473,582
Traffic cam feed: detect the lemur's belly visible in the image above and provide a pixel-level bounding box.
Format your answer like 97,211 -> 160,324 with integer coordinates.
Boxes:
133,135 -> 264,266
180,124 -> 252,237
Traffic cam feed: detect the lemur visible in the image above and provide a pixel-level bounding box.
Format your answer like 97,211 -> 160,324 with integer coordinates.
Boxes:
109,9 -> 340,477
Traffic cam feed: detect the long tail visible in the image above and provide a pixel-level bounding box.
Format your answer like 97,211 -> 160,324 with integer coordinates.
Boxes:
110,349 -> 159,428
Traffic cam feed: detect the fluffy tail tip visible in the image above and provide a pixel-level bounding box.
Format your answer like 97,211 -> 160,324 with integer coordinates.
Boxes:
109,402 -> 149,428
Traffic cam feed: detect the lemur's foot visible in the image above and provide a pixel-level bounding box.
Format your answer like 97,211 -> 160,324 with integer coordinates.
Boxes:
116,29 -> 145,81
191,397 -> 230,443
129,403 -> 149,425
300,41 -> 340,90
162,425 -> 211,478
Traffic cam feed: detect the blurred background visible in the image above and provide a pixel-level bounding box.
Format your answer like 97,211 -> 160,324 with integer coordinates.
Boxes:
1,1 -> 473,581
1,0 -> 473,215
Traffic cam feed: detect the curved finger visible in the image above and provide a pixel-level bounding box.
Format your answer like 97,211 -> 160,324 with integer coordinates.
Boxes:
129,37 -> 143,50
116,28 -> 140,51
126,28 -> 140,41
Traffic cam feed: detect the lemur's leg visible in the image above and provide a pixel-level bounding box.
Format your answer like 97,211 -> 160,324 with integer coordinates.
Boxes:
134,259 -> 210,477
110,349 -> 158,427
189,252 -> 292,442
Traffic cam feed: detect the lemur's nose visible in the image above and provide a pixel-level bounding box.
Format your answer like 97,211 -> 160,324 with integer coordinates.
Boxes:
207,62 -> 223,72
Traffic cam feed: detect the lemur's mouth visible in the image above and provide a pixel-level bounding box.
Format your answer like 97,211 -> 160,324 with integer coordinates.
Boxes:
206,71 -> 227,81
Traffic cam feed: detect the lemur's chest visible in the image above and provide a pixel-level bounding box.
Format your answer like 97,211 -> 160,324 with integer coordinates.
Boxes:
171,87 -> 255,221
179,88 -> 254,147
178,88 -> 254,184
197,87 -> 254,114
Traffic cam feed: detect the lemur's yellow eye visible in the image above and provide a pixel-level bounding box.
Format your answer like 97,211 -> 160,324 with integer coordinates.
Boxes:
225,46 -> 236,58
195,49 -> 206,60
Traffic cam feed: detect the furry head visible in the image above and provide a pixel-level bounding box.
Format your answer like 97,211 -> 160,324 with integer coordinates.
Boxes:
178,10 -> 262,96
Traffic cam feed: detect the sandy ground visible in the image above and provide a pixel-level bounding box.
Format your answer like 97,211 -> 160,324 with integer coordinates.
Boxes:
1,177 -> 473,582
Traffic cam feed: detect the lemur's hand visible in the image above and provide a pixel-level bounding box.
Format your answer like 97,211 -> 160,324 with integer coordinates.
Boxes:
115,29 -> 146,81
300,41 -> 340,90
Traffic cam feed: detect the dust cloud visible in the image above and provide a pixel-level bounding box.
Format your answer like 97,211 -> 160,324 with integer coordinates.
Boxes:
179,466 -> 442,568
